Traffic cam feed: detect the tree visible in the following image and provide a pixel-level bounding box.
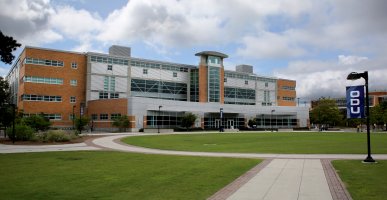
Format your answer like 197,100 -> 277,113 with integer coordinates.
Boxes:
22,114 -> 51,132
75,116 -> 89,135
248,118 -> 257,128
112,115 -> 130,132
0,31 -> 21,64
181,113 -> 197,131
310,99 -> 342,127
0,77 -> 11,136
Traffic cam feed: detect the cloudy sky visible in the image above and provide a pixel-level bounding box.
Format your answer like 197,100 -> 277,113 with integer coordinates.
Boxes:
1,0 -> 386,102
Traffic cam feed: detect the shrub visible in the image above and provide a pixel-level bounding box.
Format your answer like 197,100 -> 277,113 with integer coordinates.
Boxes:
112,115 -> 130,132
6,124 -> 35,141
46,130 -> 70,142
22,114 -> 51,131
75,116 -> 89,135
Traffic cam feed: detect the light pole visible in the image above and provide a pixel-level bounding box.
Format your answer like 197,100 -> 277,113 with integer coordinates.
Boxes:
297,98 -> 300,106
72,105 -> 76,130
347,71 -> 375,163
271,109 -> 275,132
158,105 -> 162,133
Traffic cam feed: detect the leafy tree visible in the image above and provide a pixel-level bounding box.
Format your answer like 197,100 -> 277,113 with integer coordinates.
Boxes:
0,31 -> 21,64
75,116 -> 89,135
0,76 -> 10,107
22,114 -> 51,132
181,113 -> 197,131
248,118 -> 256,128
112,115 -> 130,132
310,99 -> 342,127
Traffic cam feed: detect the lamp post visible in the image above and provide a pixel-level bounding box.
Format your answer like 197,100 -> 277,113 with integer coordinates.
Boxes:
72,105 -> 76,130
347,71 -> 375,163
297,98 -> 300,106
158,105 -> 162,133
271,109 -> 275,132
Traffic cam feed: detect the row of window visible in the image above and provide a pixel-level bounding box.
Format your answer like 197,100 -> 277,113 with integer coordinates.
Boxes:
281,86 -> 296,91
24,113 -> 62,120
90,55 -> 129,65
21,94 -> 78,103
142,69 -> 178,77
131,60 -> 189,72
99,92 -> 119,99
25,57 -> 64,67
24,57 -> 78,69
91,113 -> 121,120
283,97 -> 296,101
225,72 -> 276,82
23,76 -> 77,86
21,94 -> 62,102
24,76 -> 63,85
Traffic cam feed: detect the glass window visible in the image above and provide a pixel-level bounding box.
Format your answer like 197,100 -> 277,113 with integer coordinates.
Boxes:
71,62 -> 78,69
110,93 -> 119,99
245,80 -> 248,85
143,69 -> 148,74
111,113 -> 121,119
173,72 -> 177,77
100,114 -> 108,120
91,114 -> 98,120
70,96 -> 76,103
265,82 -> 268,87
70,80 -> 77,86
107,65 -> 113,70
99,92 -> 109,99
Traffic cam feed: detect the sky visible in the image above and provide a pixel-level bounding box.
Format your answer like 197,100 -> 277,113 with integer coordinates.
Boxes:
1,0 -> 387,102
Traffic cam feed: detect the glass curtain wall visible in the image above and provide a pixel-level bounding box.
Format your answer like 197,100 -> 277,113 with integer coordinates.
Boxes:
146,111 -> 185,128
190,69 -> 199,102
208,66 -> 221,102
224,87 -> 256,105
131,79 -> 187,101
255,114 -> 297,128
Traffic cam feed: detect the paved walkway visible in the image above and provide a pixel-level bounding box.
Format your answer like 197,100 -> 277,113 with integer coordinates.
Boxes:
0,142 -> 99,153
226,159 -> 332,200
2,133 -> 385,200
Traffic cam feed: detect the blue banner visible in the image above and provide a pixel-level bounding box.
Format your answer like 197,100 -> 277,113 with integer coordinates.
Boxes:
346,85 -> 365,119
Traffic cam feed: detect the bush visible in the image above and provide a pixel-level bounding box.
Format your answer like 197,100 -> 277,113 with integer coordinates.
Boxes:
6,124 -> 35,141
22,115 -> 51,131
46,130 -> 71,142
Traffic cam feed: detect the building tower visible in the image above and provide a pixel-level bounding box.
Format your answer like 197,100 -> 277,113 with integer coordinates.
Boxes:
195,51 -> 228,103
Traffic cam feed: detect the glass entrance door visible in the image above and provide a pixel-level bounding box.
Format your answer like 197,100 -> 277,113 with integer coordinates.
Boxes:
227,120 -> 234,129
215,119 -> 220,128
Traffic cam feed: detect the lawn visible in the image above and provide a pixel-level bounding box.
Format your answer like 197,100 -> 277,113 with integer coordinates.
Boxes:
333,160 -> 387,200
0,151 -> 260,200
122,132 -> 387,154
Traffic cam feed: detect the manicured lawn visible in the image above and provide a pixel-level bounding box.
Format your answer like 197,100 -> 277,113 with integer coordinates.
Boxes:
333,160 -> 387,200
122,132 -> 387,154
0,151 -> 260,200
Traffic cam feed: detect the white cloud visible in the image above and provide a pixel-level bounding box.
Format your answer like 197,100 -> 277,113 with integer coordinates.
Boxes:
0,0 -> 59,44
338,55 -> 368,65
236,32 -> 306,59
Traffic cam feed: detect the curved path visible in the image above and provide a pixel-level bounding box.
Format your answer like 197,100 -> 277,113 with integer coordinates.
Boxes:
91,133 -> 387,160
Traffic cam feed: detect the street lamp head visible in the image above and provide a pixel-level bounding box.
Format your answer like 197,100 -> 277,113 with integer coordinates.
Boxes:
347,71 -> 368,81
159,105 -> 162,109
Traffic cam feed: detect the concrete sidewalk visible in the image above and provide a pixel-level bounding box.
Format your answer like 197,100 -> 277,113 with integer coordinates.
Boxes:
226,159 -> 332,200
0,142 -> 99,153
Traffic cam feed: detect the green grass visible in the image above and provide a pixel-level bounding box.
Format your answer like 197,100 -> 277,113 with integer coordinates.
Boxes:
0,151 -> 260,200
122,132 -> 387,154
333,160 -> 387,200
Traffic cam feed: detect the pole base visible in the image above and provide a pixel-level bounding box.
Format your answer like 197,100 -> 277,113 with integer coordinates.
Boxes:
363,156 -> 376,163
